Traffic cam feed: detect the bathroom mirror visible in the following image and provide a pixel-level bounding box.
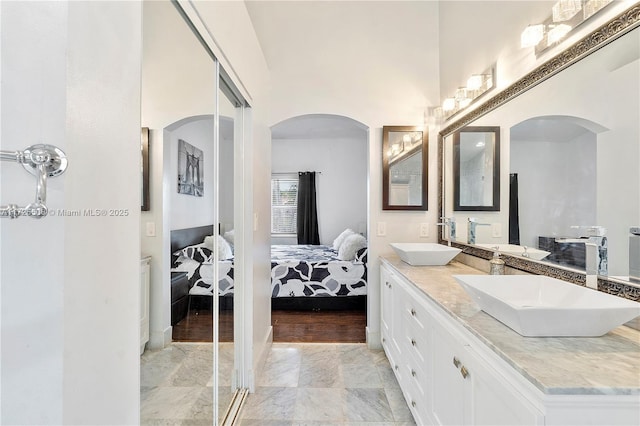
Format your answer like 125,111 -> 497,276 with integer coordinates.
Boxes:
453,126 -> 500,211
382,125 -> 428,210
141,127 -> 150,211
439,6 -> 640,296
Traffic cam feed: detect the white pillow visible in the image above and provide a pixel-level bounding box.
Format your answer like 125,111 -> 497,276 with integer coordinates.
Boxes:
203,235 -> 215,250
338,233 -> 367,261
203,235 -> 233,260
216,235 -> 233,260
332,228 -> 355,251
223,229 -> 235,245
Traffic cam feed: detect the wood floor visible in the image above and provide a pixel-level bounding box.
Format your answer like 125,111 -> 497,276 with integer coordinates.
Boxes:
172,307 -> 366,343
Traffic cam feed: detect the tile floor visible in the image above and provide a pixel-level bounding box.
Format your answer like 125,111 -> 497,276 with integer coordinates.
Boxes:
141,342 -> 415,426
140,342 -> 234,425
238,343 -> 415,425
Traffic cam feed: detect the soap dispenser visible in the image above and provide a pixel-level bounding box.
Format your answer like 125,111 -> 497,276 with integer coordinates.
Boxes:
489,248 -> 505,275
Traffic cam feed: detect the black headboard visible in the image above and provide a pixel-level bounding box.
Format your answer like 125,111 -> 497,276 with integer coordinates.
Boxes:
170,225 -> 215,254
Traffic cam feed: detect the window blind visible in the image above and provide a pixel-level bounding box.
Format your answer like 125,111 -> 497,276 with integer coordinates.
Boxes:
271,174 -> 298,234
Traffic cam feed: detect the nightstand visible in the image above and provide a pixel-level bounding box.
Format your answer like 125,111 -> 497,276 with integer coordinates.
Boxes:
171,272 -> 189,326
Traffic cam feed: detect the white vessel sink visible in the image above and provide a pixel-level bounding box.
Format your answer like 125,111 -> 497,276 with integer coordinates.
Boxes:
453,274 -> 640,337
476,243 -> 550,261
390,243 -> 461,266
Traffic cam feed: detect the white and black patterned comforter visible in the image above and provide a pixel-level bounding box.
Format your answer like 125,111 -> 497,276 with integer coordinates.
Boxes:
171,245 -> 234,297
270,244 -> 367,298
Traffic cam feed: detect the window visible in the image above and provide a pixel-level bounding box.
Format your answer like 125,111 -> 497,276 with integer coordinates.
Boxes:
271,174 -> 298,235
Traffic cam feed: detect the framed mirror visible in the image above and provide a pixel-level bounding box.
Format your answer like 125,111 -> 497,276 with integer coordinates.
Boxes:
382,125 -> 428,210
438,5 -> 640,298
453,126 -> 499,211
141,127 -> 150,211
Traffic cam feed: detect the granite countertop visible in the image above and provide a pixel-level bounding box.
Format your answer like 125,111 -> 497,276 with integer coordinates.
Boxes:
381,255 -> 640,396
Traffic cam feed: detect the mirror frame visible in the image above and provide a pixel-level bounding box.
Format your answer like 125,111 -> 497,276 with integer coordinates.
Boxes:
141,127 -> 150,212
382,125 -> 428,211
453,126 -> 500,211
437,5 -> 640,297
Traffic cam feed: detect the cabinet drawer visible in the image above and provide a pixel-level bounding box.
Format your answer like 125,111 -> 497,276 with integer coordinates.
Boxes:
399,319 -> 428,366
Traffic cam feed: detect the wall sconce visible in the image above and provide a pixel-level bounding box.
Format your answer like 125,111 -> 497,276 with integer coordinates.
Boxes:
436,66 -> 495,119
552,0 -> 582,22
547,24 -> 572,44
521,24 -> 545,48
520,0 -> 613,53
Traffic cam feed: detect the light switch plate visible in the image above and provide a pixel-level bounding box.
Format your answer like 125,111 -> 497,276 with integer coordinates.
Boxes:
492,223 -> 502,238
146,222 -> 156,237
377,222 -> 387,236
420,223 -> 429,238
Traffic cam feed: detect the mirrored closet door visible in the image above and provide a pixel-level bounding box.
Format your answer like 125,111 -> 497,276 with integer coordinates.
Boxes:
141,0 -> 247,423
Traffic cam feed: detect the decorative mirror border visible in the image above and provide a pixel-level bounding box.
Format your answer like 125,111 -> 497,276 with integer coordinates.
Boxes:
437,4 -> 640,301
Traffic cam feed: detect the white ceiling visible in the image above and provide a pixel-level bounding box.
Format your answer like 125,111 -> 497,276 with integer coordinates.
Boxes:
243,1 -> 563,139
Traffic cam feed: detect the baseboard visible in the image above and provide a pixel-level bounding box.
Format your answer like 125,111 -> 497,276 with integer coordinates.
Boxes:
249,325 -> 273,393
149,326 -> 172,350
366,326 -> 381,350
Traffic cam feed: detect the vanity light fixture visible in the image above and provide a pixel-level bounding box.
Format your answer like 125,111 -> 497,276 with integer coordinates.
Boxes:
552,0 -> 582,22
467,74 -> 485,90
583,0 -> 612,20
443,98 -> 456,112
547,24 -> 573,44
521,24 -> 545,48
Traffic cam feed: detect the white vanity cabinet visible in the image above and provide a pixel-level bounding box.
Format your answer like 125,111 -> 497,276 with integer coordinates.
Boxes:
140,256 -> 151,355
380,262 -> 544,426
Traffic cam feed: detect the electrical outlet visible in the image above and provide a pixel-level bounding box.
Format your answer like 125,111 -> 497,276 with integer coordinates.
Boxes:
420,223 -> 429,238
377,222 -> 387,236
492,223 -> 502,238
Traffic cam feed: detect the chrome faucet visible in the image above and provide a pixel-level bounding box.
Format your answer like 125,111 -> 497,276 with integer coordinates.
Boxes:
554,238 -> 600,289
467,217 -> 490,245
437,217 -> 456,246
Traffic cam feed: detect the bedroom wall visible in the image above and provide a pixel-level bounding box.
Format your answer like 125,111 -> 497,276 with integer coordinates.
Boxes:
1,1 -> 141,423
271,136 -> 367,245
168,116 -> 216,231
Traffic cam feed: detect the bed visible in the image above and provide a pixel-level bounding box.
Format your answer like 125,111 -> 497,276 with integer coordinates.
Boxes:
270,244 -> 367,310
170,226 -> 368,321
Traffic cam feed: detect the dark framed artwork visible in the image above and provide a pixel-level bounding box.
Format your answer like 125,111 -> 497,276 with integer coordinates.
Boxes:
141,127 -> 150,211
177,139 -> 204,197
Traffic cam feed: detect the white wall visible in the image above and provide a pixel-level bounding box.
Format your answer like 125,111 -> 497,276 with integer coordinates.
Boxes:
168,116 -> 215,231
511,133 -> 597,248
272,137 -> 367,245
1,1 -> 141,423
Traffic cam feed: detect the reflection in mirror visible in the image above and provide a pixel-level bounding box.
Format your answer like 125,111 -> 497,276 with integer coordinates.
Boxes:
383,126 -> 428,210
441,16 -> 640,288
141,127 -> 150,211
453,126 -> 499,211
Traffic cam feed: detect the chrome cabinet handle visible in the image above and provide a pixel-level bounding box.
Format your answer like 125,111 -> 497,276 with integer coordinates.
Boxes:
460,365 -> 470,379
411,339 -> 416,346
453,357 -> 461,368
395,364 -> 399,371
411,369 -> 416,377
410,308 -> 416,316
411,400 -> 416,407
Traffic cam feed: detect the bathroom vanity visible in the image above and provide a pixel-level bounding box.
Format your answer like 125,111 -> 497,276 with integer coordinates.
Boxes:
380,256 -> 640,426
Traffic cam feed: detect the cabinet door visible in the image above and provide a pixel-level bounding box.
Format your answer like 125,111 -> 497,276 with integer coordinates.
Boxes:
140,258 -> 150,354
467,346 -> 543,426
380,265 -> 393,344
431,320 -> 468,426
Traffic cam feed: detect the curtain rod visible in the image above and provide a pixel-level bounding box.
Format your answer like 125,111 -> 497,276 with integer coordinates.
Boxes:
273,171 -> 322,175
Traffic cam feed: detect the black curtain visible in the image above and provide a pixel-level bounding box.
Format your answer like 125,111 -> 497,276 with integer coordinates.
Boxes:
509,173 -> 520,245
297,171 -> 320,245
